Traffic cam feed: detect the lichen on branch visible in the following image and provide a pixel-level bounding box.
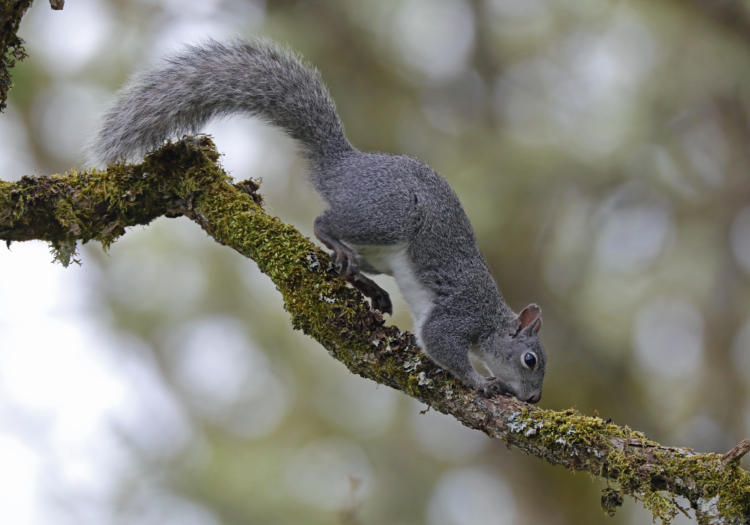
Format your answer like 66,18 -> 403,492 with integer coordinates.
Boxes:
0,137 -> 748,524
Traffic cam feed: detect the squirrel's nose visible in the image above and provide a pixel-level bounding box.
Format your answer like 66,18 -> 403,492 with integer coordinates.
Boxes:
526,392 -> 541,404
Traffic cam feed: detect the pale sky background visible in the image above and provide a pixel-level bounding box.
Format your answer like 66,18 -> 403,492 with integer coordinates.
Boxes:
2,2 -> 265,523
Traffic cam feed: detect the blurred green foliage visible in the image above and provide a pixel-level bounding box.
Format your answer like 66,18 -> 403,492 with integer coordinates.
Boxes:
5,0 -> 750,523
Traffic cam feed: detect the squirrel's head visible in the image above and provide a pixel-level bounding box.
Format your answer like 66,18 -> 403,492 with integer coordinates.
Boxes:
479,304 -> 545,403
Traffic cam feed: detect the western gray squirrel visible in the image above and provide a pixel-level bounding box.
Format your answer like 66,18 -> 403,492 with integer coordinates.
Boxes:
92,39 -> 546,403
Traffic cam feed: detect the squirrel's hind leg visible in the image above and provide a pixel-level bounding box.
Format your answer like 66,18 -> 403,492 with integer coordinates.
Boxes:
314,214 -> 392,314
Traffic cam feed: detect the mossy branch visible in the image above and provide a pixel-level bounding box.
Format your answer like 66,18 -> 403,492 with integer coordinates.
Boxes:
0,0 -> 33,112
0,137 -> 748,524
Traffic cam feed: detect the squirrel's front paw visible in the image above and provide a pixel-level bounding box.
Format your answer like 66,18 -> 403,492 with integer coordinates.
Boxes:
477,377 -> 509,398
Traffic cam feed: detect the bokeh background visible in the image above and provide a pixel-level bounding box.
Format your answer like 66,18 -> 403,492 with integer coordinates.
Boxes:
1,0 -> 749,523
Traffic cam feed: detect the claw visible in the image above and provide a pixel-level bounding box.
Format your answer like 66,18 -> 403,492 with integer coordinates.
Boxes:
332,245 -> 358,277
371,289 -> 392,315
478,377 -> 510,398
318,237 -> 391,314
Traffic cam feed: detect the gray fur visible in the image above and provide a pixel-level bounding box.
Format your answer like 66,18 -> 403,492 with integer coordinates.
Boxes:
91,39 -> 350,163
91,39 -> 546,403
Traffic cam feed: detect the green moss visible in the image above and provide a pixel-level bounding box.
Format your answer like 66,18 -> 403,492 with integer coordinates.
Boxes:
0,136 -> 227,263
606,448 -> 750,522
504,407 -> 750,523
189,174 -> 387,380
642,490 -> 678,524
507,407 -> 651,453
600,487 -> 623,517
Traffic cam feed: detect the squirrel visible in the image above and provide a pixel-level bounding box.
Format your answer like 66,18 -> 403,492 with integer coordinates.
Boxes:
91,39 -> 546,403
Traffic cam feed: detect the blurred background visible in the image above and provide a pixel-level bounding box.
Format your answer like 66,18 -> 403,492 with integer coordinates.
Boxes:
1,0 -> 749,523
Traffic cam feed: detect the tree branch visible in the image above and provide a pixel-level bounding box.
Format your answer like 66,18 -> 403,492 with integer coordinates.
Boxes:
0,0 -> 33,112
1,137 -> 748,524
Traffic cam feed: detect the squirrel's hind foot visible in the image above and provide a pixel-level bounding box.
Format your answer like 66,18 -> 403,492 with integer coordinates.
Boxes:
350,273 -> 392,315
314,216 -> 392,314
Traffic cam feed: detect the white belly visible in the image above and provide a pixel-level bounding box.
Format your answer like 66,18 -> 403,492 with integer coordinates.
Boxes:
352,243 -> 434,339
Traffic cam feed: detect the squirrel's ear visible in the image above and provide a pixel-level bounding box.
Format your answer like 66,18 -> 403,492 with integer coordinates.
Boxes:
515,304 -> 542,336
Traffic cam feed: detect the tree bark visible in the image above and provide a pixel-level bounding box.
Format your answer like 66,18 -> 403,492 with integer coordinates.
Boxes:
0,0 -> 33,112
1,137 -> 748,524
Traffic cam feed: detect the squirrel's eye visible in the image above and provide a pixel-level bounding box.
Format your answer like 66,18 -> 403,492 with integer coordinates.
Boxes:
522,352 -> 537,370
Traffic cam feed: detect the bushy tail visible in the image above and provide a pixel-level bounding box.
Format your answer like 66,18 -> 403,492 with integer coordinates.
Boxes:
91,39 -> 351,164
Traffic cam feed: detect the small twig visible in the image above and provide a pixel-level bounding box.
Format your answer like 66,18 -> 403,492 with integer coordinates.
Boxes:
721,439 -> 750,464
670,497 -> 691,519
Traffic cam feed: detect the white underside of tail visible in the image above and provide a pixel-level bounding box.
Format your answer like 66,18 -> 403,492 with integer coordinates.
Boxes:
352,243 -> 434,342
